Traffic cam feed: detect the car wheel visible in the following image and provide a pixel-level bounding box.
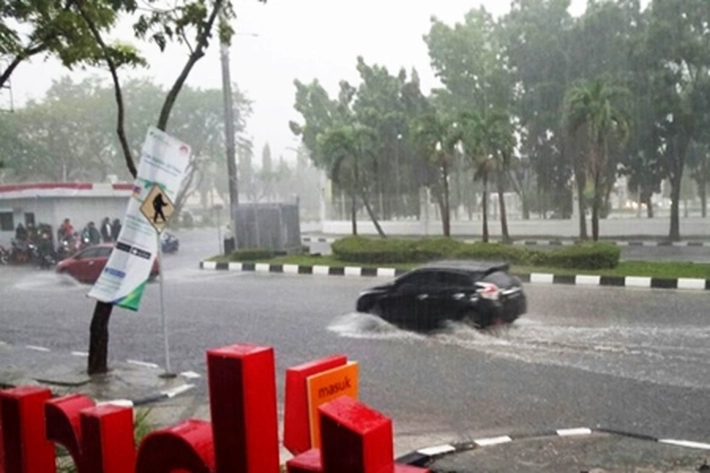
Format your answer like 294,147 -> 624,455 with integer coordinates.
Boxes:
461,310 -> 483,329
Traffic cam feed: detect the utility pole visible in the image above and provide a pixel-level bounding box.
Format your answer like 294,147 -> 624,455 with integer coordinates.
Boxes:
220,41 -> 239,250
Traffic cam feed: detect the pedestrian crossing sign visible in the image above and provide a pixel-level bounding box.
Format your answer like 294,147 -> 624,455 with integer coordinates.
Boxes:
140,183 -> 175,233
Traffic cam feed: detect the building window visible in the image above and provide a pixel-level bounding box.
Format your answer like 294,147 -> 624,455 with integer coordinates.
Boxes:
0,212 -> 13,231
24,213 -> 35,226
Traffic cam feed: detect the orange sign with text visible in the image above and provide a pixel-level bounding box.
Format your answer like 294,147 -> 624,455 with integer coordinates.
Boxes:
306,361 -> 359,448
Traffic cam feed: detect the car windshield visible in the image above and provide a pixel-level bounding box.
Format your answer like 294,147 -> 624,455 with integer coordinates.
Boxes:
2,0 -> 709,471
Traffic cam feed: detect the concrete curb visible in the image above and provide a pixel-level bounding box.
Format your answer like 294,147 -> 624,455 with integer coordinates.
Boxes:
199,261 -> 710,291
301,236 -> 709,247
394,427 -> 710,467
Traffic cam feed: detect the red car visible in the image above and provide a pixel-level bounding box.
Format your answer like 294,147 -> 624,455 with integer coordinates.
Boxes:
55,243 -> 159,284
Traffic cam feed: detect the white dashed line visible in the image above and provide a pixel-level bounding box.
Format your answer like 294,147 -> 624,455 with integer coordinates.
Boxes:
26,345 -> 50,352
71,351 -> 88,357
417,445 -> 456,456
180,371 -> 202,379
161,384 -> 195,398
659,439 -> 710,450
474,436 -> 512,447
557,428 -> 592,436
127,360 -> 160,369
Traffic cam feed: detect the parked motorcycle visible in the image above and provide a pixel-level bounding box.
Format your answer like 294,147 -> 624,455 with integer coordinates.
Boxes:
0,245 -> 9,265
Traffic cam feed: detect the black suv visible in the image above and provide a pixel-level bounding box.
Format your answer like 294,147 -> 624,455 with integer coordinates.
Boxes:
356,261 -> 526,332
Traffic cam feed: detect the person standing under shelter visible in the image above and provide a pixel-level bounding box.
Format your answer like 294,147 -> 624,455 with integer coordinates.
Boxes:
111,218 -> 122,241
100,217 -> 113,243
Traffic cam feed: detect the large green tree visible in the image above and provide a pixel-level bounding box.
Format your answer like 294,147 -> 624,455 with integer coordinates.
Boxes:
564,78 -> 629,241
415,111 -> 461,237
645,0 -> 710,240
75,0 -> 264,375
0,0 -> 137,90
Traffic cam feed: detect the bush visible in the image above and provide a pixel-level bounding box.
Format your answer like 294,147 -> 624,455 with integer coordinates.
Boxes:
331,236 -> 621,270
331,236 -> 422,263
228,249 -> 278,261
543,243 -> 620,269
454,242 -> 531,264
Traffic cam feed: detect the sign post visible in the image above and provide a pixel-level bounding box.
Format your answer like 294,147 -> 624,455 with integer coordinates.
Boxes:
89,127 -> 191,377
140,183 -> 177,377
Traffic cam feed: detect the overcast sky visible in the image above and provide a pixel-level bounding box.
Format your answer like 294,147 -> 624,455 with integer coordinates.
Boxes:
3,0 -> 590,167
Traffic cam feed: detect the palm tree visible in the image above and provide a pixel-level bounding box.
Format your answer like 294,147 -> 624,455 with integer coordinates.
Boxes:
564,78 -> 629,241
415,113 -> 462,237
319,123 -> 386,237
460,110 -> 515,243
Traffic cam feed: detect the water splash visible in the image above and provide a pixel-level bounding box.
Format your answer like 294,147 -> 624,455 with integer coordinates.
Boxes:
327,312 -> 426,340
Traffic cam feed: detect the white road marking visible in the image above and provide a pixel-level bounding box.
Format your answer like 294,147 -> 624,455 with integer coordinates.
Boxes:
127,360 -> 160,369
575,275 -> 601,286
180,371 -> 201,379
530,273 -> 554,284
97,399 -> 134,408
26,345 -> 50,352
625,276 -> 651,288
659,439 -> 710,450
377,268 -> 396,278
344,267 -> 362,277
417,445 -> 456,456
677,278 -> 706,290
474,436 -> 512,447
161,384 -> 195,398
557,428 -> 592,436
71,351 -> 89,357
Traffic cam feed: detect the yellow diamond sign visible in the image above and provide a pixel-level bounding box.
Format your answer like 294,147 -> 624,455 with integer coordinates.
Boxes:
140,183 -> 175,233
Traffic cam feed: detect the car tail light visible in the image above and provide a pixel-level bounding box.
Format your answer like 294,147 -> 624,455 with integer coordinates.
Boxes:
476,282 -> 500,300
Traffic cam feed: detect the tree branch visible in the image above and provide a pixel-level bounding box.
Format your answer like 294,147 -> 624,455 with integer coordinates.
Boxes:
0,44 -> 47,90
157,0 -> 224,131
72,0 -> 137,179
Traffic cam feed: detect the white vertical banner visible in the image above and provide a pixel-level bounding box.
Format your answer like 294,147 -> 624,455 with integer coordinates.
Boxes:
88,127 -> 191,310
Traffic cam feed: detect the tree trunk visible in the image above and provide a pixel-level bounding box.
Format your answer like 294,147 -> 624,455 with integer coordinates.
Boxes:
591,172 -> 602,242
700,180 -> 707,218
575,167 -> 588,240
482,174 -> 489,243
497,171 -> 510,242
87,302 -> 112,375
351,194 -> 357,236
644,193 -> 654,218
442,165 -> 451,237
521,196 -> 530,220
359,189 -> 386,238
669,173 -> 682,241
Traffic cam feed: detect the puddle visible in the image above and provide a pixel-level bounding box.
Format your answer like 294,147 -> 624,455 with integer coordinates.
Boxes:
329,311 -> 710,389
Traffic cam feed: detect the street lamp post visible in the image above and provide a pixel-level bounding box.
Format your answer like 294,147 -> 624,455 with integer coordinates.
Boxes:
220,42 -> 239,250
219,31 -> 258,252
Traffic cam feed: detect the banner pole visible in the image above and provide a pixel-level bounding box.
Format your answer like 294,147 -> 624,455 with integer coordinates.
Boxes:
157,231 -> 174,378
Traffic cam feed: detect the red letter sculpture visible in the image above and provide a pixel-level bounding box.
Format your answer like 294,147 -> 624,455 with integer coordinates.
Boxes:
136,344 -> 281,473
45,394 -> 135,473
284,355 -> 347,455
0,387 -> 55,473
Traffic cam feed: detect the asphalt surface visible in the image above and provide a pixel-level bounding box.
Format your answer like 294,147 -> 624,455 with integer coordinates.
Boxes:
1,228 -> 710,450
